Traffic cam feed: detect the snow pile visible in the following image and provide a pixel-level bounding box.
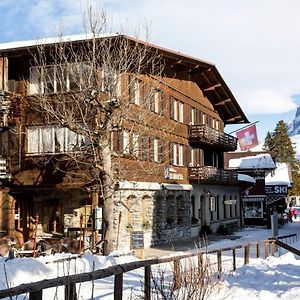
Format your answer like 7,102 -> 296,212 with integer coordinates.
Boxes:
0,221 -> 299,299
228,153 -> 276,170
265,162 -> 292,186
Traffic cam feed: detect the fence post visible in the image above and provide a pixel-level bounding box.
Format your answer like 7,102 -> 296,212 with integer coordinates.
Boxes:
232,248 -> 236,271
144,265 -> 151,300
265,240 -> 269,258
244,245 -> 249,265
256,242 -> 260,258
65,283 -> 77,300
173,258 -> 181,290
217,251 -> 222,273
29,290 -> 43,300
271,240 -> 276,256
114,273 -> 123,300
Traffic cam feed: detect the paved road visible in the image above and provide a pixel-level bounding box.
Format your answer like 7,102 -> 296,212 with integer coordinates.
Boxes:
143,220 -> 300,258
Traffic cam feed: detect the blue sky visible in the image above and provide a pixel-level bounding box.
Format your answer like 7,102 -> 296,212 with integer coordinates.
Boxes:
1,0 -> 300,142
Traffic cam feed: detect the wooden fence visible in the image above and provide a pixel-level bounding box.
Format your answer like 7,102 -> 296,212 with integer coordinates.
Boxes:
0,234 -> 298,300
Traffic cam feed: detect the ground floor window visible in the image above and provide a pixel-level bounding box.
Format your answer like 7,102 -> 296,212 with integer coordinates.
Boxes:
243,201 -> 263,218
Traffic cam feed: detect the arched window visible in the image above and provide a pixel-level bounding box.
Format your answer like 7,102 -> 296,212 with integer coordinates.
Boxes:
166,195 -> 176,226
223,195 -> 227,219
141,195 -> 152,229
176,195 -> 185,225
126,195 -> 140,229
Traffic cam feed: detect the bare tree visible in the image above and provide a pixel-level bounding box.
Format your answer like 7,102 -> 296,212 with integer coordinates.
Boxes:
25,5 -> 168,253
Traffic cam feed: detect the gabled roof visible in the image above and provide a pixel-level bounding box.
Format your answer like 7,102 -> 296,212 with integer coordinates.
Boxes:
0,34 -> 248,125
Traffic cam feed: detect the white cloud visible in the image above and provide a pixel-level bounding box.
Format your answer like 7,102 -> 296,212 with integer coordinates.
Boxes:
238,88 -> 299,115
1,0 -> 300,118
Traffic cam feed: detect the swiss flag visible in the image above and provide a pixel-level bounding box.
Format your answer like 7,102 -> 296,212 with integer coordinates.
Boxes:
235,124 -> 259,151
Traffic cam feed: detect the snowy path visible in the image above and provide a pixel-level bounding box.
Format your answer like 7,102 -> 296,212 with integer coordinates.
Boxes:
0,220 -> 299,299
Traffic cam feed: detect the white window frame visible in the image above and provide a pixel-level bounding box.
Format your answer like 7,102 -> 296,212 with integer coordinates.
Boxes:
178,144 -> 184,166
27,126 -> 88,155
153,138 -> 159,162
154,90 -> 160,113
190,107 -> 195,125
172,143 -> 177,165
123,130 -> 130,155
133,132 -> 139,158
173,98 -> 178,121
131,79 -> 140,105
179,102 -> 184,123
30,63 -> 91,95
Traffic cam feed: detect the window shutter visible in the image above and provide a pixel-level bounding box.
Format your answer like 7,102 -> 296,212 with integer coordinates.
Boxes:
118,130 -> 124,153
159,139 -> 165,163
184,104 -> 190,124
170,97 -> 174,119
149,136 -> 154,161
169,142 -> 173,164
161,92 -> 166,116
142,134 -> 148,160
186,145 -> 191,166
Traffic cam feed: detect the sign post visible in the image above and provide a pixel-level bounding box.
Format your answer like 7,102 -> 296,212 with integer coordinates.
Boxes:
131,231 -> 144,258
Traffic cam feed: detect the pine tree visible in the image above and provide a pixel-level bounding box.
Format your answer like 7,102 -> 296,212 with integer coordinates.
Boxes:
264,120 -> 296,164
264,120 -> 300,195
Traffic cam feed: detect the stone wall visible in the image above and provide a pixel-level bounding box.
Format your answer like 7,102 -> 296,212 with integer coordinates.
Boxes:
113,188 -> 191,251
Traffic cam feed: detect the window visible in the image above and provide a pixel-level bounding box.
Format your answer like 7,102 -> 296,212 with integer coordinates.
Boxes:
190,107 -> 195,125
153,138 -> 159,162
179,102 -> 184,123
178,144 -> 184,166
27,126 -> 89,154
150,90 -> 160,113
132,132 -> 139,158
172,143 -> 177,165
101,66 -> 121,97
244,201 -> 263,218
30,63 -> 93,94
123,130 -> 130,155
129,78 -> 140,105
172,142 -> 184,166
172,98 -> 178,120
171,98 -> 184,122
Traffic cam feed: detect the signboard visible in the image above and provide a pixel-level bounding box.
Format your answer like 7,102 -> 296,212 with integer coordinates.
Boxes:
224,199 -> 237,205
265,185 -> 288,195
209,197 -> 216,212
131,231 -> 144,249
164,167 -> 184,180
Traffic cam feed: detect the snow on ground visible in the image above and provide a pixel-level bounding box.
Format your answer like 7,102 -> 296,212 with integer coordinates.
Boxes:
0,220 -> 300,299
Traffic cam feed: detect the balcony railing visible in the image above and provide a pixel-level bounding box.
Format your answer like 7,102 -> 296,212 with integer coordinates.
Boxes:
189,124 -> 237,151
188,166 -> 238,185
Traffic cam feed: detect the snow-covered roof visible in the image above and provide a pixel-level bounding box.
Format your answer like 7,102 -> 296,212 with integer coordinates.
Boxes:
265,162 -> 292,187
0,33 -> 118,51
228,153 -> 276,170
238,173 -> 256,184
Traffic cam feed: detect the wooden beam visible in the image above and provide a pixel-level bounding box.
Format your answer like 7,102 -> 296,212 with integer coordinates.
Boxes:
204,83 -> 221,92
214,99 -> 231,106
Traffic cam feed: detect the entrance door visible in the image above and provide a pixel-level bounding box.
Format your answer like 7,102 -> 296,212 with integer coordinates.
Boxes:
14,193 -> 34,243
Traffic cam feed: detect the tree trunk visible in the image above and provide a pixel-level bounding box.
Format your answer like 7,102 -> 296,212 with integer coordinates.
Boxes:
101,139 -> 115,254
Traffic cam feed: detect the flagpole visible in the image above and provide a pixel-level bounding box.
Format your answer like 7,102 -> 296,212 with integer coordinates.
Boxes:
229,121 -> 259,135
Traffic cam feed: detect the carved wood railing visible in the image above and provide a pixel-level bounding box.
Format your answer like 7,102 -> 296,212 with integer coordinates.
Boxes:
189,124 -> 237,151
188,165 -> 238,185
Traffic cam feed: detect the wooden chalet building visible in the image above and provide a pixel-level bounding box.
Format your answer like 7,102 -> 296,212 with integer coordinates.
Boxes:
0,34 -> 248,251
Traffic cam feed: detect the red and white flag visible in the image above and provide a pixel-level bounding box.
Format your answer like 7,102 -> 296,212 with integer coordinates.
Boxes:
235,124 -> 259,151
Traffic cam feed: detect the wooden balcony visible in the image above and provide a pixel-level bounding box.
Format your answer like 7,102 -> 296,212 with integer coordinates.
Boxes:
188,166 -> 238,185
189,124 -> 237,151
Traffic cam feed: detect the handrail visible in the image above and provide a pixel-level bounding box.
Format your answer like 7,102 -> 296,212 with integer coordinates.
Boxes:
0,237 -> 298,299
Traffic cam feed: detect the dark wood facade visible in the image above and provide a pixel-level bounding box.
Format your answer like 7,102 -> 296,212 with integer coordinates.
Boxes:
0,35 -> 248,247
